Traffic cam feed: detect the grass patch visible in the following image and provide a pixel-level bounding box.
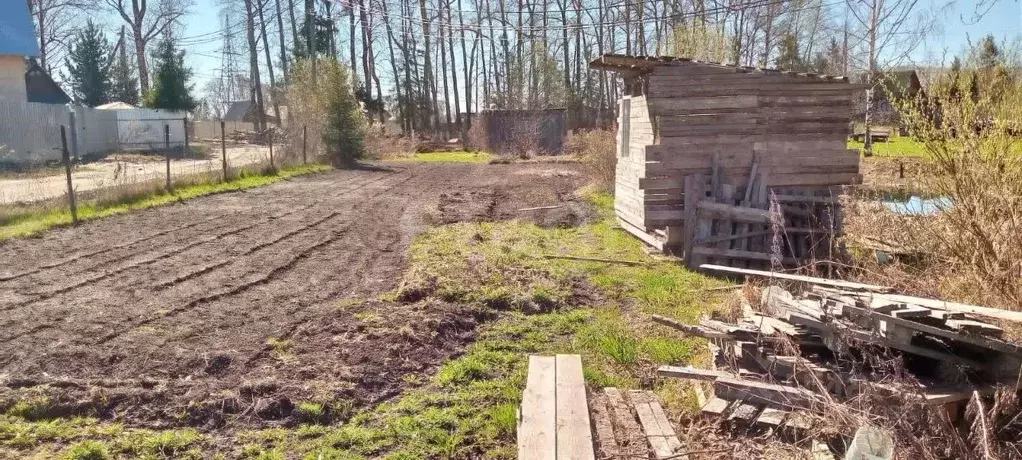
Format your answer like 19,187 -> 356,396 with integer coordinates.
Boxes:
384,151 -> 492,163
0,164 -> 330,241
848,137 -> 927,157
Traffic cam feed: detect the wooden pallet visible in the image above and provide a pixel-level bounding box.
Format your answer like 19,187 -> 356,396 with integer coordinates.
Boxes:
592,388 -> 686,459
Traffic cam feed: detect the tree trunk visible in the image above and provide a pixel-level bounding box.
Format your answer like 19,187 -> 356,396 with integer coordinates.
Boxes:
305,0 -> 316,84
257,0 -> 282,126
349,4 -> 358,87
438,2 -> 452,138
864,0 -> 877,156
275,0 -> 291,84
381,0 -> 406,134
458,0 -> 472,132
419,0 -> 436,131
445,0 -> 460,135
288,0 -> 299,50
132,25 -> 149,92
244,0 -> 267,131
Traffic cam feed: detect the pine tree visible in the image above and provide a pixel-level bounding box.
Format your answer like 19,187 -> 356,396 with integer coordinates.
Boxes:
774,34 -> 805,72
111,31 -> 139,105
320,60 -> 367,166
143,37 -> 197,111
63,21 -> 112,107
975,35 -> 1001,69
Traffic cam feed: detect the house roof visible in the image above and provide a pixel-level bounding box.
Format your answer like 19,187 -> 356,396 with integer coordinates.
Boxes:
0,1 -> 40,56
25,59 -> 70,104
589,54 -> 852,82
223,101 -> 252,121
96,101 -> 138,110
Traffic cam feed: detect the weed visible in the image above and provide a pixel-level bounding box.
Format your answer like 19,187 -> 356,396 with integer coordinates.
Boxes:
486,404 -> 517,439
384,151 -> 492,163
596,332 -> 639,364
639,337 -> 695,365
63,441 -> 111,460
295,402 -> 326,424
266,337 -> 294,362
435,356 -> 491,386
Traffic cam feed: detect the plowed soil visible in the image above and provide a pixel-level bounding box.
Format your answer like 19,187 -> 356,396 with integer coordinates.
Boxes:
0,162 -> 590,431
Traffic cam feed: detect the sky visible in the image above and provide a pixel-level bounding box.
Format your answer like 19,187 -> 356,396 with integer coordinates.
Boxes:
123,0 -> 1022,97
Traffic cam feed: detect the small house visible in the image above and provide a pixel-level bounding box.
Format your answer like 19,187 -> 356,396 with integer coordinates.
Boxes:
25,59 -> 71,104
0,1 -> 40,101
589,54 -> 864,269
224,100 -> 280,125
853,69 -> 924,126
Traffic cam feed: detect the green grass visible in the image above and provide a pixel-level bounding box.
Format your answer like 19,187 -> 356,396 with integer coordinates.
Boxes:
0,190 -> 723,458
848,137 -> 927,158
384,151 -> 492,163
0,164 -> 330,241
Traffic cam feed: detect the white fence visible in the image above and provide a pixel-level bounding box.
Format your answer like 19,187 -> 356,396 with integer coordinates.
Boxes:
0,101 -> 191,164
0,100 -> 70,163
193,120 -> 256,140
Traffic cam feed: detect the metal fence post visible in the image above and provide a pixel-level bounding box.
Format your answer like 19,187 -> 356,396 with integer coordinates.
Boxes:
60,126 -> 78,223
221,120 -> 228,182
68,110 -> 81,162
268,130 -> 274,170
164,124 -> 172,191
302,125 -> 307,164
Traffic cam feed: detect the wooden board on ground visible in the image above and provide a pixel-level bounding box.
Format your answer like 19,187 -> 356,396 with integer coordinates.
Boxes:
604,388 -> 650,458
518,356 -> 556,460
555,355 -> 596,460
630,390 -> 685,458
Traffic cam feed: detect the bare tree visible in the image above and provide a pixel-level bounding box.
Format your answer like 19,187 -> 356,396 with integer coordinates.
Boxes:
104,0 -> 190,91
28,0 -> 94,73
242,0 -> 267,131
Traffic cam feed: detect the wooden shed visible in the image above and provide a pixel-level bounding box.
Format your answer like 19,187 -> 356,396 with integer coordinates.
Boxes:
589,54 -> 865,269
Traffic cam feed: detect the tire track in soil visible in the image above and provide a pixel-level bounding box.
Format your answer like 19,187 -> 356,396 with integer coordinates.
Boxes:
0,165 -> 437,354
0,168 -> 384,292
0,167 -> 409,310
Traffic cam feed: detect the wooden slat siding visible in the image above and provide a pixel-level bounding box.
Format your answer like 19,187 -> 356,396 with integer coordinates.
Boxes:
646,151 -> 859,171
641,172 -> 862,190
630,390 -> 684,458
658,121 -> 851,137
648,95 -> 759,114
649,74 -> 843,86
649,64 -> 741,76
650,81 -> 860,93
617,217 -> 667,250
518,356 -> 556,460
555,355 -> 596,460
646,164 -> 860,178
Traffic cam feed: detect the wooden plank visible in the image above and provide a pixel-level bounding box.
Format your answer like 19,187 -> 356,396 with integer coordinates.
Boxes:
518,355 -> 557,460
617,216 -> 666,251
697,201 -> 772,224
630,390 -> 684,459
603,388 -> 648,458
657,365 -> 733,381
589,393 -> 619,460
555,355 -> 596,460
873,293 -> 1022,323
889,305 -> 932,319
682,174 -> 702,265
713,376 -> 825,410
944,319 -> 1004,338
698,264 -> 892,292
843,304 -> 1022,357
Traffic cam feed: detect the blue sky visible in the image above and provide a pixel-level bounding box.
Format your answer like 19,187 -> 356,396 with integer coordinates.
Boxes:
160,0 -> 1021,95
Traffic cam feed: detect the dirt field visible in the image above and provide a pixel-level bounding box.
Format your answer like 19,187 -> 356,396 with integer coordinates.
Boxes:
0,162 -> 590,434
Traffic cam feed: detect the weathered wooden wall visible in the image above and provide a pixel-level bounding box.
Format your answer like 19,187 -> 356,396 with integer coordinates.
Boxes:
612,61 -> 862,262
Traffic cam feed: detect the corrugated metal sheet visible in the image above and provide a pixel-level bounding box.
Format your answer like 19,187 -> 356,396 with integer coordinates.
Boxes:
0,100 -> 68,163
0,2 -> 40,57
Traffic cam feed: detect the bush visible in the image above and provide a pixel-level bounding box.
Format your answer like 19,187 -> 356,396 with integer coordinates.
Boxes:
566,130 -> 616,191
288,59 -> 367,167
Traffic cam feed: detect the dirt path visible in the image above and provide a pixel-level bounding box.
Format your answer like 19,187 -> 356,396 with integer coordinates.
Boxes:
0,161 -> 588,431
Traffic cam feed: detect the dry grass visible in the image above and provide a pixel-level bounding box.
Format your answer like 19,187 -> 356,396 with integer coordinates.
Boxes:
565,130 -> 615,191
838,72 -> 1022,311
365,133 -> 419,160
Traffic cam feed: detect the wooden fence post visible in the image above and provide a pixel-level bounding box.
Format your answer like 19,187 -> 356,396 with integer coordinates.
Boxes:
302,125 -> 307,164
164,124 -> 172,191
60,126 -> 78,223
269,130 -> 274,170
183,117 -> 189,155
221,120 -> 228,181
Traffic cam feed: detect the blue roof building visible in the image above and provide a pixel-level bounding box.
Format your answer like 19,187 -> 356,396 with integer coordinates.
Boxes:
0,1 -> 40,57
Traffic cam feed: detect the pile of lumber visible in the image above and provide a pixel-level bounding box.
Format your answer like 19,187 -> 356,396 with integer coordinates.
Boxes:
655,265 -> 1022,448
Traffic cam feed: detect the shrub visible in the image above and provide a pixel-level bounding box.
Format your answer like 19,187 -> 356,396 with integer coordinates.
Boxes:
566,130 -> 616,191
288,59 -> 367,167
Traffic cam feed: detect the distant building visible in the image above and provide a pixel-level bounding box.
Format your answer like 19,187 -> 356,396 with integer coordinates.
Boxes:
853,69 -> 924,126
223,100 -> 280,125
0,1 -> 41,101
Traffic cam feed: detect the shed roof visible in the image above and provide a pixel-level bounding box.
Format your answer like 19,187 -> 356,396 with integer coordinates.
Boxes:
25,59 -> 70,104
589,54 -> 851,82
96,101 -> 138,110
0,1 -> 40,57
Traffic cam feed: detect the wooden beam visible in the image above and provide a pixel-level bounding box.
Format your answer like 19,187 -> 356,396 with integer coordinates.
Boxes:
657,365 -> 734,381
697,201 -> 772,224
843,304 -> 1022,357
713,376 -> 825,410
698,264 -> 892,292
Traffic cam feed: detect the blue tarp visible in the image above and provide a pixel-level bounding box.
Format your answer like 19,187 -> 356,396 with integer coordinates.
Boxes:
0,1 -> 40,56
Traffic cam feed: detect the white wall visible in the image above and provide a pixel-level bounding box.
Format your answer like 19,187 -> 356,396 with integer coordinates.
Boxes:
109,108 -> 188,150
0,56 -> 27,102
0,100 -> 70,163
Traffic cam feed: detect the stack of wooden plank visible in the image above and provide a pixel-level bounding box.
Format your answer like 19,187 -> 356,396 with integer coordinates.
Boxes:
590,388 -> 686,459
655,265 -> 1022,440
